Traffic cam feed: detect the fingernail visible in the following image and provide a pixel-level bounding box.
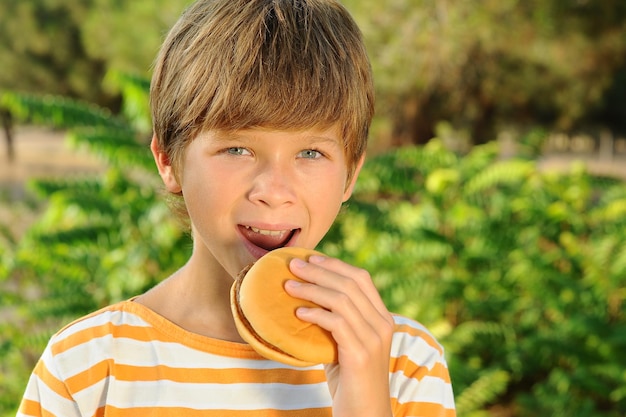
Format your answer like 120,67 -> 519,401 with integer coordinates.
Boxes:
291,258 -> 307,268
285,279 -> 301,288
309,255 -> 326,263
296,307 -> 310,316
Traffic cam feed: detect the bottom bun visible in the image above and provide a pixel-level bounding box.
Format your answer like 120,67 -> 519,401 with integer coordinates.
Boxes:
230,247 -> 338,367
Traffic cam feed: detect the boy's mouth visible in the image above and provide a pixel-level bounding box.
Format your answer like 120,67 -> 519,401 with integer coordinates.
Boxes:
239,225 -> 298,252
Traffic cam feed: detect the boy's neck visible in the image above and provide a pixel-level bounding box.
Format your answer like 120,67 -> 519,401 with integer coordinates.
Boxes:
135,261 -> 244,342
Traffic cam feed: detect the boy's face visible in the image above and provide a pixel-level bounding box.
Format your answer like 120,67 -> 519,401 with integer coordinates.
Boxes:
154,125 -> 363,278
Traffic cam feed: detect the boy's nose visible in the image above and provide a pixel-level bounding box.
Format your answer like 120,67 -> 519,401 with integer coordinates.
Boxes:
248,162 -> 296,208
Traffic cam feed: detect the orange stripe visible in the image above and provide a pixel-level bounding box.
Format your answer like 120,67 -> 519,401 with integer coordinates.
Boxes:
53,312 -> 443,359
51,323 -> 160,356
33,360 -> 73,401
394,323 -> 444,356
390,355 -> 451,383
65,359 -> 327,393
391,398 -> 456,417
100,405 -> 332,417
19,399 -> 39,416
114,364 -> 327,384
65,359 -> 111,395
19,399 -> 56,417
22,398 -> 453,417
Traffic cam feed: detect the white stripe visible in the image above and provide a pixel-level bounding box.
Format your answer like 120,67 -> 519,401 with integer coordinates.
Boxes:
54,308 -> 150,341
72,376 -> 108,417
53,334 -> 323,377
390,371 -> 455,409
392,315 -> 432,332
104,337 -> 319,370
22,373 -> 81,417
76,379 -> 332,410
390,331 -> 445,370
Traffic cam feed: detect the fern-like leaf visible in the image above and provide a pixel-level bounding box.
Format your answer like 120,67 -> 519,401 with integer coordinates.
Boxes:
464,159 -> 535,196
67,128 -> 153,171
0,92 -> 128,131
104,71 -> 152,133
455,369 -> 510,415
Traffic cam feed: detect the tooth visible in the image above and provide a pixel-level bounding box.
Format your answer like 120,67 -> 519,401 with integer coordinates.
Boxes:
246,226 -> 287,236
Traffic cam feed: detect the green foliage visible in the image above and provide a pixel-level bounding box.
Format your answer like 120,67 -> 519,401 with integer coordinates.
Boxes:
343,0 -> 626,144
0,0 -> 191,107
2,79 -> 626,415
455,368 -> 510,417
0,78 -> 190,416
103,71 -> 152,134
319,138 -> 626,416
0,0 -> 103,103
2,0 -> 626,145
0,92 -> 125,130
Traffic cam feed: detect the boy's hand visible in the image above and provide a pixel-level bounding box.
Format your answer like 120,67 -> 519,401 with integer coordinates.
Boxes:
286,255 -> 395,417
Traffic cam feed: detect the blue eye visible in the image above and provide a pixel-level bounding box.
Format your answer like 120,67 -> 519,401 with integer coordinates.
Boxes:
299,149 -> 322,159
226,147 -> 250,156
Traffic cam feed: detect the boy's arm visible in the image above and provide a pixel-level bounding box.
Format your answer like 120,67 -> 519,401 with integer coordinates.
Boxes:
17,355 -> 82,417
286,255 -> 396,417
388,316 -> 457,416
287,255 -> 456,417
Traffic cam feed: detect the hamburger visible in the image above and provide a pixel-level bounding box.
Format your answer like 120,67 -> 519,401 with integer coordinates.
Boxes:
230,247 -> 338,367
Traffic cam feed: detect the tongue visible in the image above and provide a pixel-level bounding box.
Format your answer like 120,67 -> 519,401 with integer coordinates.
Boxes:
241,227 -> 293,251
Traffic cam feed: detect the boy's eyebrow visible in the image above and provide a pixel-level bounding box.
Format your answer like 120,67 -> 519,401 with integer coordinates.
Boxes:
203,131 -> 247,142
301,135 -> 342,146
206,130 -> 342,146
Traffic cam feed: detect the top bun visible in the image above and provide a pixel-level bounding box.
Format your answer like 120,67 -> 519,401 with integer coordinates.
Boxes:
230,247 -> 338,367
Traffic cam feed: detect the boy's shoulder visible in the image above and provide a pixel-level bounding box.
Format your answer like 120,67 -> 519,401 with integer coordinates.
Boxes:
390,314 -> 448,365
389,315 -> 455,414
50,299 -> 150,346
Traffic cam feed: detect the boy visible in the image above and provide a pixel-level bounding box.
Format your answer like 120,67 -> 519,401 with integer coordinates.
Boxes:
18,0 -> 455,416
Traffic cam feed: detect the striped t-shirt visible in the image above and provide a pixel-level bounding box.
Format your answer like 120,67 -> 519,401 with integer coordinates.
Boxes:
18,300 -> 456,416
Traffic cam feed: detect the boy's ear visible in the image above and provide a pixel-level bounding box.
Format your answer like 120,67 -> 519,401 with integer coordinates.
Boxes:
150,135 -> 182,194
342,154 -> 365,202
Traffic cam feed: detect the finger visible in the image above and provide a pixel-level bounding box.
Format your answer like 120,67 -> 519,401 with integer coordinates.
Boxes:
312,256 -> 391,317
285,277 -> 369,335
289,257 -> 394,327
294,295 -> 386,365
287,260 -> 377,324
285,268 -> 394,363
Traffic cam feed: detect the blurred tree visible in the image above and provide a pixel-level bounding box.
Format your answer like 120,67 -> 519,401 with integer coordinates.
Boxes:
345,0 -> 626,146
0,0 -> 107,106
0,0 -> 191,109
0,0 -> 191,161
1,0 -> 626,151
81,1 -> 192,85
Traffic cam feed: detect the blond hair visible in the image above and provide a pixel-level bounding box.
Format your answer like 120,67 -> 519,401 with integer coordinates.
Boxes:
150,0 -> 374,213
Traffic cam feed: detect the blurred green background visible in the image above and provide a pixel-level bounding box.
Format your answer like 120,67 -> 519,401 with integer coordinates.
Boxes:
1,1 -> 626,416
